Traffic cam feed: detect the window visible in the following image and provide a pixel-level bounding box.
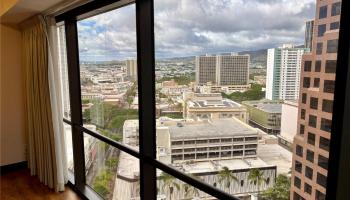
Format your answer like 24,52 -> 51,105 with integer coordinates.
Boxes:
331,2 -> 341,16
324,80 -> 335,93
321,118 -> 332,132
314,78 -> 320,88
299,124 -> 305,135
304,61 -> 312,72
316,190 -> 326,200
296,145 -> 303,157
308,115 -> 317,128
317,173 -> 327,188
295,160 -> 302,173
325,60 -> 337,73
294,176 -> 301,189
302,93 -> 307,104
304,183 -> 312,195
327,39 -> 338,53
318,155 -> 328,170
322,99 -> 333,113
320,137 -> 330,152
319,5 -> 328,19
303,77 -> 311,88
316,42 -> 323,55
305,166 -> 313,180
318,24 -> 327,37
301,109 -> 306,120
310,97 -> 318,109
306,149 -> 314,163
307,132 -> 316,145
330,21 -> 340,30
315,60 -> 322,72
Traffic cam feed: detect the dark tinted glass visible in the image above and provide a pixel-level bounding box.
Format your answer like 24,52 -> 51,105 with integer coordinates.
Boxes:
318,24 -> 327,37
308,115 -> 317,128
330,21 -> 340,30
304,61 -> 312,72
324,80 -> 335,93
327,39 -> 338,53
315,60 -> 322,72
331,2 -> 341,16
319,5 -> 328,19
316,42 -> 323,55
325,60 -> 337,73
322,99 -> 333,113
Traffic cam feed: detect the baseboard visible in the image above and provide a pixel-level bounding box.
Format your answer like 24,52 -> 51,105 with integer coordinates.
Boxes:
0,161 -> 28,175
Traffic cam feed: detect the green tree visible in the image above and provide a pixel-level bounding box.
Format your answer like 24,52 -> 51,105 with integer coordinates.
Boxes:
222,84 -> 265,102
158,172 -> 180,200
218,166 -> 238,192
261,174 -> 290,200
105,158 -> 119,171
92,169 -> 112,198
248,169 -> 266,198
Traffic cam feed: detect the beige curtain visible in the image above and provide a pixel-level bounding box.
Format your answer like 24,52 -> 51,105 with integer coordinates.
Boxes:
22,16 -> 57,189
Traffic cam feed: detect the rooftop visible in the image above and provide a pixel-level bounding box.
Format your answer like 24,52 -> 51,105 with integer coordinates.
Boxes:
257,143 -> 292,175
169,118 -> 257,140
243,100 -> 282,113
188,98 -> 242,109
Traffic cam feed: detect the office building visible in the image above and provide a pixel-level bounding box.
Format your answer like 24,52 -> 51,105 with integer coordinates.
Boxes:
242,100 -> 282,135
195,54 -> 249,87
266,44 -> 309,100
126,59 -> 137,81
305,20 -> 315,51
291,1 -> 341,200
183,92 -> 247,122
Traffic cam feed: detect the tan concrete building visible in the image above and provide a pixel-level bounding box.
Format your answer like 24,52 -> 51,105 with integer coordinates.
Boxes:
290,1 -> 341,199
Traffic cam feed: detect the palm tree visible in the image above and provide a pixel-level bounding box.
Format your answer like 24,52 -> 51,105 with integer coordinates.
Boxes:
248,169 -> 266,199
158,172 -> 180,200
183,183 -> 200,199
218,166 -> 238,193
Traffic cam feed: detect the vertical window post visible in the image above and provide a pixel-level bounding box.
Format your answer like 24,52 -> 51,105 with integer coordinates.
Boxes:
65,17 -> 86,189
136,0 -> 157,199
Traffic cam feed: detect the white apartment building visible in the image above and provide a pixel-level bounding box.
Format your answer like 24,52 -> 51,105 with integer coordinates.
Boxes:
195,53 -> 249,87
126,59 -> 137,81
266,44 -> 309,100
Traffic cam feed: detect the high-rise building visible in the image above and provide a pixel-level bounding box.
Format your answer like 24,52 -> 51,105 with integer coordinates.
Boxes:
125,59 -> 137,81
195,54 -> 249,86
290,1 -> 341,200
305,20 -> 315,51
266,44 -> 309,100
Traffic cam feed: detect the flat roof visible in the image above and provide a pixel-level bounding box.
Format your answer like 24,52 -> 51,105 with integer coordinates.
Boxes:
175,157 -> 273,174
189,98 -> 242,108
243,101 -> 282,113
257,143 -> 292,175
169,118 -> 257,140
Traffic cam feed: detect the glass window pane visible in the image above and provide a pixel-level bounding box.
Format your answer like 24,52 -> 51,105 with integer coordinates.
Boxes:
317,24 -> 326,37
84,133 -> 140,199
77,4 -> 139,148
319,5 -> 327,19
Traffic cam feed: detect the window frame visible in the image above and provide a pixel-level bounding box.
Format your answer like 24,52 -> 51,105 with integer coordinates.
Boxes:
54,0 -> 350,200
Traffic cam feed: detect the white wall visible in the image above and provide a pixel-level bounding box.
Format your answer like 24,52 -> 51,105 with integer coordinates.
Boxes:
280,101 -> 298,143
266,48 -> 275,100
0,24 -> 26,166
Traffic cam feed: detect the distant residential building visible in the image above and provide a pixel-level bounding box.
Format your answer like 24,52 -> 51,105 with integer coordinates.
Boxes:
195,53 -> 249,87
305,20 -> 314,51
266,44 -> 309,100
125,59 -> 137,81
242,100 -> 282,135
253,75 -> 266,85
278,100 -> 298,151
183,92 -> 247,122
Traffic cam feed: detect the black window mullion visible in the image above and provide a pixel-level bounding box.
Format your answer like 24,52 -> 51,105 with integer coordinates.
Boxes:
64,17 -> 86,189
136,0 -> 157,199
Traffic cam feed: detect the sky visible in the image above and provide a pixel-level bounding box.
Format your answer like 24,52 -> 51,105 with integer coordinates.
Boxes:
77,0 -> 316,61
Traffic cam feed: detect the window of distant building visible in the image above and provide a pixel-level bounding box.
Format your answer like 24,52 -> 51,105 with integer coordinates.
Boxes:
331,2 -> 341,16
304,183 -> 312,195
303,77 -> 311,88
301,109 -> 306,120
318,24 -> 327,37
294,176 -> 301,189
305,166 -> 313,180
322,99 -> 333,113
325,60 -> 337,73
321,118 -> 332,133
324,80 -> 335,93
315,60 -> 322,72
316,42 -> 323,55
296,145 -> 303,157
310,97 -> 318,109
308,132 -> 316,146
314,78 -> 320,88
330,21 -> 340,30
319,5 -> 328,19
302,93 -> 307,104
317,173 -> 327,188
318,155 -> 328,170
304,61 -> 312,72
295,160 -> 302,173
327,39 -> 338,53
309,115 -> 317,128
320,136 -> 330,152
306,149 -> 314,163
300,124 -> 305,135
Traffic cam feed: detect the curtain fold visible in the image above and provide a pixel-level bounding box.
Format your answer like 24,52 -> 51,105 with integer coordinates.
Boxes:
43,16 -> 68,192
23,15 -> 68,192
23,16 -> 58,189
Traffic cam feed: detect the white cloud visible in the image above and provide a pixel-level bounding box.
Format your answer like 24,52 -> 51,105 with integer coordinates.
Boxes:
77,0 -> 315,61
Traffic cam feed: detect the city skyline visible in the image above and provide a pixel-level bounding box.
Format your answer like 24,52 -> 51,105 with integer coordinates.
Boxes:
77,0 -> 316,61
